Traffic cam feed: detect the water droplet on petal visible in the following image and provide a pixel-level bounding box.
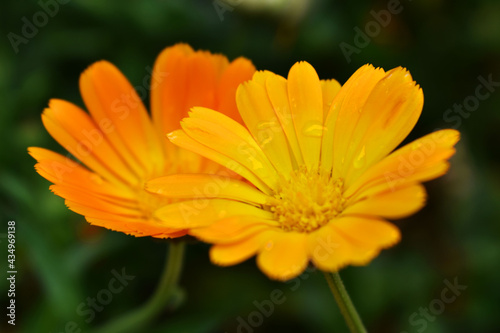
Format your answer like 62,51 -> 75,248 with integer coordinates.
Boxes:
265,240 -> 274,250
353,146 -> 366,169
90,174 -> 104,185
303,124 -> 325,137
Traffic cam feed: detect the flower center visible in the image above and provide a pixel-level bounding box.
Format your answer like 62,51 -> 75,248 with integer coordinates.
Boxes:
268,167 -> 346,233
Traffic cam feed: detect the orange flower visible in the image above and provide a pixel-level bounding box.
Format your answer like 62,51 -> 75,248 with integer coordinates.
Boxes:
147,62 -> 459,280
29,43 -> 255,238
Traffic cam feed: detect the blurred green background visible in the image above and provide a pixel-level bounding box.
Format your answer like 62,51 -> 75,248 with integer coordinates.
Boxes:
1,0 -> 499,332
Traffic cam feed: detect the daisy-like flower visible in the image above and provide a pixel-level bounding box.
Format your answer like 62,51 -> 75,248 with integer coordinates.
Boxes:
147,62 -> 460,280
29,43 -> 255,238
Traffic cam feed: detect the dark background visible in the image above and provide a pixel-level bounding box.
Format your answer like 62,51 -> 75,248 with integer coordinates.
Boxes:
1,0 -> 499,332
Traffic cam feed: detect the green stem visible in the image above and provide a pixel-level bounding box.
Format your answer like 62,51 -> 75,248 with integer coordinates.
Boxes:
92,241 -> 185,333
323,272 -> 367,333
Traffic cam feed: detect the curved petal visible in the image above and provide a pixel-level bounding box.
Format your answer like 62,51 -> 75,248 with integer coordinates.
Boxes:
342,67 -> 424,185
237,71 -> 295,177
80,61 -> 165,177
332,217 -> 401,249
345,129 -> 460,200
257,231 -> 309,281
181,107 -> 279,189
154,199 -> 273,228
41,99 -> 140,186
192,216 -> 279,243
321,64 -> 386,172
216,57 -> 256,124
168,129 -> 273,194
343,184 -> 427,219
210,230 -> 274,266
146,174 -> 269,205
287,62 -> 324,170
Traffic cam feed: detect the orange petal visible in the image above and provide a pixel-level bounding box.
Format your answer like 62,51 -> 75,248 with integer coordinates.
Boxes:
151,43 -> 195,139
80,61 -> 165,177
29,147 -> 135,200
257,231 -> 309,280
216,57 -> 256,124
41,99 -> 139,186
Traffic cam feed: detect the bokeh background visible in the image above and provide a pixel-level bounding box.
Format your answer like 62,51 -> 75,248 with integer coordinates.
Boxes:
1,0 -> 499,332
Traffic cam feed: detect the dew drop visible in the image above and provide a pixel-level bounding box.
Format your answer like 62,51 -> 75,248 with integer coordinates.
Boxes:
90,174 -> 104,185
303,124 -> 325,137
265,240 -> 274,250
353,146 -> 366,169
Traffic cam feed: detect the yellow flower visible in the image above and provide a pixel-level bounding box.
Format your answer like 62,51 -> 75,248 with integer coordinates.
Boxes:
29,43 -> 255,238
147,62 -> 460,280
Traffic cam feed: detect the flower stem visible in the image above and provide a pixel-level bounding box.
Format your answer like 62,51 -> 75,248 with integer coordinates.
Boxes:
323,271 -> 367,333
92,241 -> 185,333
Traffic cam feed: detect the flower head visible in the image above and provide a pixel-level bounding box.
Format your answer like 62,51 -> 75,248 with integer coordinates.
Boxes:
147,62 -> 459,280
29,43 -> 255,238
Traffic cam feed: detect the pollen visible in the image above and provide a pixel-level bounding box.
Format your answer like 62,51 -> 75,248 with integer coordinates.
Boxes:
268,167 -> 346,233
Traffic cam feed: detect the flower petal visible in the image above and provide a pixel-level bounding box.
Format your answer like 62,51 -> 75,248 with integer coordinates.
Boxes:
287,62 -> 324,170
345,129 -> 460,199
332,217 -> 401,249
192,216 -> 279,244
237,71 -> 294,177
41,99 -> 140,186
147,174 -> 269,205
80,61 -> 165,177
210,230 -> 273,266
216,57 -> 256,124
343,184 -> 427,219
154,199 -> 274,228
257,231 -> 309,280
168,129 -> 273,194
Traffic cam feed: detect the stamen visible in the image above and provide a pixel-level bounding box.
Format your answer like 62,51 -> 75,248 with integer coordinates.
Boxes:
267,167 -> 346,233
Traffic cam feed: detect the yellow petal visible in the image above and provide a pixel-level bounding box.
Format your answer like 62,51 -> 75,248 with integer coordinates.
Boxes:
287,62 -> 324,170
346,129 -> 460,199
154,199 -> 273,228
321,64 -> 386,173
320,79 -> 342,120
257,231 -> 309,281
168,129 -> 273,194
237,71 -> 294,177
210,230 -> 273,266
265,73 -> 304,166
342,67 -> 424,185
192,216 -> 278,243
343,184 -> 427,219
146,173 -> 269,205
332,217 -> 401,249
307,225 -> 353,271
180,107 -> 279,190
